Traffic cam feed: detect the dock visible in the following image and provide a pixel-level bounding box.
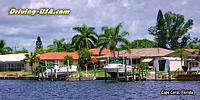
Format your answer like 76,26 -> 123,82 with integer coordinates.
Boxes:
177,74 -> 200,81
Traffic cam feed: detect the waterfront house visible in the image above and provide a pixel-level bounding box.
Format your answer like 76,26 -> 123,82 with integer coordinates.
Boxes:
89,48 -> 111,66
184,49 -> 200,72
0,53 -> 30,72
154,57 -> 183,72
95,48 -> 183,70
168,49 -> 200,72
89,48 -> 111,56
38,52 -> 79,67
109,48 -> 174,65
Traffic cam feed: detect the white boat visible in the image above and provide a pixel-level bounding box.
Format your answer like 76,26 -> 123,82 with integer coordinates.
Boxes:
104,60 -> 132,77
44,65 -> 78,77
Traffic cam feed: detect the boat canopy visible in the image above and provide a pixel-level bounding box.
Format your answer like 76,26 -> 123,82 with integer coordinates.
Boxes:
47,61 -> 58,65
142,58 -> 153,63
109,60 -> 122,64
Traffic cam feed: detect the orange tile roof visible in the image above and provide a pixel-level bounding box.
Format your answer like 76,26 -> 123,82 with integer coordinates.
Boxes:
89,48 -> 111,56
39,52 -> 79,60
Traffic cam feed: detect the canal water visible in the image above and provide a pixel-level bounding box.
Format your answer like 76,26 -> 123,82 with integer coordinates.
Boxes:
0,80 -> 199,100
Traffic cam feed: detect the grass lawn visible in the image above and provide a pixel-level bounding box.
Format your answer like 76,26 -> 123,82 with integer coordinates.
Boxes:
0,70 -> 185,78
0,72 -> 37,77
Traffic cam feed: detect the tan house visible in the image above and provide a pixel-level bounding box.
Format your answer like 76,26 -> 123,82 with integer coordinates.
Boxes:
185,49 -> 200,71
116,48 -> 174,58
97,48 -> 174,64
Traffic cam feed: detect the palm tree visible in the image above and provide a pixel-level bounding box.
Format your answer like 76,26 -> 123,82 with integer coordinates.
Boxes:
24,52 -> 38,72
139,62 -> 146,79
47,38 -> 66,52
97,23 -> 129,57
0,40 -> 13,54
119,40 -> 132,57
35,64 -> 45,78
34,48 -> 46,55
64,56 -> 73,78
72,24 -> 98,50
62,42 -> 75,52
78,49 -> 91,77
119,40 -> 132,50
175,49 -> 189,73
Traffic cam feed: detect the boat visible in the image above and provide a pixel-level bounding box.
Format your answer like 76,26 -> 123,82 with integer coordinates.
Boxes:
104,59 -> 132,78
44,65 -> 78,77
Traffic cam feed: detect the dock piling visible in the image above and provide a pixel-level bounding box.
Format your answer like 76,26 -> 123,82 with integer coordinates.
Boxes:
105,68 -> 107,82
116,68 -> 119,82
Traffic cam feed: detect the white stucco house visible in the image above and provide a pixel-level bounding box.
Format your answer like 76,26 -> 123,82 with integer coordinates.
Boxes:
0,53 -> 31,72
154,57 -> 183,72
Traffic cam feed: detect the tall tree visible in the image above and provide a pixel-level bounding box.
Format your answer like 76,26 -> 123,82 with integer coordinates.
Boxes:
72,24 -> 98,50
148,9 -> 193,50
0,40 -> 13,54
78,49 -> 91,75
181,34 -> 190,47
78,49 -> 91,68
119,40 -> 132,51
131,39 -> 156,48
97,23 -> 129,57
47,38 -> 64,52
36,36 -> 43,49
62,42 -> 75,52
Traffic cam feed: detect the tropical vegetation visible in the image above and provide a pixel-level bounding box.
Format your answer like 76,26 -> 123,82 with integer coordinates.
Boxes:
24,52 -> 38,72
0,9 -> 199,77
47,38 -> 75,52
148,9 -> 193,50
0,40 -> 13,54
97,23 -> 129,57
72,24 -> 98,50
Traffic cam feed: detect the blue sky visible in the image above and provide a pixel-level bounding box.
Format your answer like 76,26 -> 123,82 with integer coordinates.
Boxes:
0,0 -> 200,51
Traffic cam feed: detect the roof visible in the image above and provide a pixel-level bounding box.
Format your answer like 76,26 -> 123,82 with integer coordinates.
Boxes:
0,53 -> 26,62
89,48 -> 111,56
115,48 -> 174,58
185,49 -> 199,54
39,52 -> 79,60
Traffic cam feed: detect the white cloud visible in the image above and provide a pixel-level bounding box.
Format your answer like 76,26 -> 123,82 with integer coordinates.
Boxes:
0,26 -> 30,36
86,0 -> 101,8
4,37 -> 35,51
189,25 -> 200,37
128,20 -> 140,34
0,0 -> 200,51
22,0 -> 52,9
122,0 -> 129,8
18,39 -> 33,47
52,16 -> 79,27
